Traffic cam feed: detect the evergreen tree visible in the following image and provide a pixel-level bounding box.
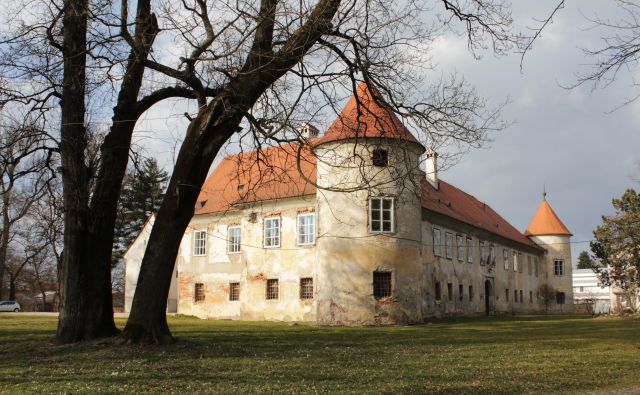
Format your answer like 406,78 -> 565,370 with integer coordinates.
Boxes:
113,158 -> 169,265
576,251 -> 596,269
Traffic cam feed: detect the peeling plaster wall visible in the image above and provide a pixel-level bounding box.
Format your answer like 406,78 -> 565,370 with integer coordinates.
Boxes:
528,235 -> 575,313
177,196 -> 318,322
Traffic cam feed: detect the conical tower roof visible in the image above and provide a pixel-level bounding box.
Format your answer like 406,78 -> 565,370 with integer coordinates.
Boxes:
315,82 -> 423,148
524,196 -> 572,237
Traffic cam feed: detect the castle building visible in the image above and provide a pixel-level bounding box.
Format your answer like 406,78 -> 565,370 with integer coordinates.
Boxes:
125,83 -> 574,323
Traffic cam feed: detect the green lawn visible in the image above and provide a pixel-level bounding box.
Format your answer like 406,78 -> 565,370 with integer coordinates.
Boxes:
0,315 -> 638,394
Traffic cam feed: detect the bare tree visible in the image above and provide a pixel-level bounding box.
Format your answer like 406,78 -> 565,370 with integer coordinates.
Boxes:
539,284 -> 556,314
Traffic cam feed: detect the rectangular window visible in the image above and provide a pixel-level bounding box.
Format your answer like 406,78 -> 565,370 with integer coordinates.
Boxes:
466,237 -> 473,263
556,292 -> 566,305
372,149 -> 388,167
194,283 -> 205,303
519,290 -> 523,303
300,278 -> 314,300
527,255 -> 532,275
435,282 -> 442,301
266,279 -> 279,300
518,253 -> 523,273
503,249 -> 510,270
554,260 -> 564,276
513,251 -> 518,272
458,284 -> 464,301
445,232 -> 453,260
373,271 -> 392,299
370,197 -> 394,232
229,282 -> 240,301
534,257 -> 539,277
489,245 -> 496,265
505,288 -> 510,302
297,213 -> 316,245
227,227 -> 241,253
479,241 -> 486,264
514,289 -> 518,303
469,285 -> 474,301
456,235 -> 464,262
447,283 -> 453,301
264,218 -> 281,248
193,230 -> 207,256
433,228 -> 442,257
529,291 -> 533,303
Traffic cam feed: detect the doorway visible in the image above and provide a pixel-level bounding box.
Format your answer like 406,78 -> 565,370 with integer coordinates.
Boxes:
484,279 -> 494,316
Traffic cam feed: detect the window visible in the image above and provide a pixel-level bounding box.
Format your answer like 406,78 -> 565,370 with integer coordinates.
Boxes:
435,282 -> 442,301
370,197 -> 394,232
372,149 -> 388,167
513,251 -> 518,272
373,271 -> 392,299
503,249 -> 510,270
445,232 -> 453,259
489,245 -> 496,265
447,283 -> 453,301
534,257 -> 539,277
229,282 -> 240,301
554,260 -> 564,276
527,255 -> 532,275
193,230 -> 207,256
479,241 -> 486,264
514,289 -> 518,303
529,291 -> 533,303
300,278 -> 314,299
458,284 -> 464,301
227,227 -> 241,253
579,286 -> 584,293
264,218 -> 281,248
556,292 -> 566,305
519,290 -> 523,303
505,288 -> 510,302
466,237 -> 473,263
194,283 -> 205,303
518,253 -> 523,273
297,214 -> 316,245
266,279 -> 279,300
433,228 -> 442,256
469,285 -> 474,301
456,235 -> 464,262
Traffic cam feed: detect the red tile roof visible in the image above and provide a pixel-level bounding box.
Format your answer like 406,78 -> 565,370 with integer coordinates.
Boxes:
524,199 -> 572,236
314,82 -> 423,147
196,145 -> 541,250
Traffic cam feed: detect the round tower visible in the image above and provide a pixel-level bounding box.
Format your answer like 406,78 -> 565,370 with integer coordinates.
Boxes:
525,192 -> 574,313
313,82 -> 426,325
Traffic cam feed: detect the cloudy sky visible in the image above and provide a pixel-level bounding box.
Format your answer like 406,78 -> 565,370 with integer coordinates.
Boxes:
134,1 -> 639,266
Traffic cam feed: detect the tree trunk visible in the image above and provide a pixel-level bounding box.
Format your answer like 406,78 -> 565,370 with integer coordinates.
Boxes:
56,0 -> 94,343
8,272 -> 15,301
0,188 -> 12,300
122,97 -> 239,344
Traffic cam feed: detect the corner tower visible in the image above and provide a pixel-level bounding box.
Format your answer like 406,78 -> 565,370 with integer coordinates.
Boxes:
313,82 -> 426,325
525,193 -> 574,312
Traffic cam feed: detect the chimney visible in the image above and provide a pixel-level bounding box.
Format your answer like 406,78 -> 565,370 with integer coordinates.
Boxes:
425,149 -> 439,190
298,123 -> 319,139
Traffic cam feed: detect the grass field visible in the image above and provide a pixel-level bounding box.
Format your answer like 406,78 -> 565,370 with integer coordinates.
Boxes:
0,314 -> 639,394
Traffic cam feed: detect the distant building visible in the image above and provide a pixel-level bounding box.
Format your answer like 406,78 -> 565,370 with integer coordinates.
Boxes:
572,269 -> 610,314
125,82 -> 574,324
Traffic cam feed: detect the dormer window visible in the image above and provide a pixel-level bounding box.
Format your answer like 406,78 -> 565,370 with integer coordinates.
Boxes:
372,149 -> 388,167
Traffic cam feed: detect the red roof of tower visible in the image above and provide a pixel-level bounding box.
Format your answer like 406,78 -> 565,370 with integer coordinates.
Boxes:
314,82 -> 422,147
524,198 -> 572,237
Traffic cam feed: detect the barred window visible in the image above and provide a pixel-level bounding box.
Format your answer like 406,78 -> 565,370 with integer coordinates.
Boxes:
194,283 -> 205,303
456,235 -> 464,262
227,227 -> 241,253
554,260 -> 564,276
193,230 -> 207,256
297,214 -> 316,245
264,218 -> 281,248
466,237 -> 473,263
370,197 -> 394,232
266,279 -> 279,300
433,228 -> 441,256
373,271 -> 392,299
300,278 -> 314,299
445,232 -> 453,260
229,282 -> 240,301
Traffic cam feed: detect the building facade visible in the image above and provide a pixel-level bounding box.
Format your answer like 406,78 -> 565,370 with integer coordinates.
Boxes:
125,83 -> 575,323
572,269 -> 611,314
